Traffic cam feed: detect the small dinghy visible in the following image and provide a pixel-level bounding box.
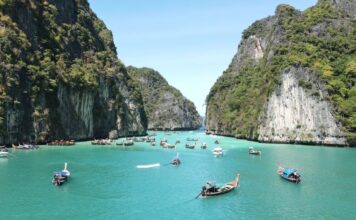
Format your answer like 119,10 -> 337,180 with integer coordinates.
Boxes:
52,163 -> 71,186
277,164 -> 301,183
136,163 -> 160,169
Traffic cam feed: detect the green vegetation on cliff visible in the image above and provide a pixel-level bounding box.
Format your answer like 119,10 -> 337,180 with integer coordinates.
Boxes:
0,0 -> 147,143
127,66 -> 200,130
206,0 -> 355,144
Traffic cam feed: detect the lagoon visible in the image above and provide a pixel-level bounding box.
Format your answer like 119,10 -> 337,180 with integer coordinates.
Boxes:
0,131 -> 355,219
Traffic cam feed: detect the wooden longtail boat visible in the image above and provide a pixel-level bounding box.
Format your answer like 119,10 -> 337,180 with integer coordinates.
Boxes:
197,174 -> 240,198
185,143 -> 195,149
248,147 -> 261,155
123,140 -> 134,146
170,153 -> 181,166
277,165 -> 301,183
52,163 -> 71,186
0,151 -> 8,157
213,147 -> 223,157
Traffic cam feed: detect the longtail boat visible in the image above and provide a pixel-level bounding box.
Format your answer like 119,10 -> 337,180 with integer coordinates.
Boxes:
248,147 -> 261,155
213,147 -> 223,157
197,174 -> 240,198
123,140 -> 134,146
12,144 -> 38,150
277,164 -> 301,183
0,150 -> 8,157
171,153 -> 181,166
52,163 -> 71,186
161,142 -> 175,149
185,143 -> 195,149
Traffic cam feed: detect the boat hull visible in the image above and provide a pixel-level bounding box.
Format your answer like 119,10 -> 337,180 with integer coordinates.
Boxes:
202,186 -> 236,197
280,174 -> 301,183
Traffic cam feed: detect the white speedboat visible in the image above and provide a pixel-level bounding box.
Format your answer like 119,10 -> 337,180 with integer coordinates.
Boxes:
213,147 -> 223,157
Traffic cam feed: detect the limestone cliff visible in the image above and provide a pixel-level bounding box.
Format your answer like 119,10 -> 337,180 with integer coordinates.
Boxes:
0,0 -> 147,144
127,66 -> 201,130
206,0 -> 355,146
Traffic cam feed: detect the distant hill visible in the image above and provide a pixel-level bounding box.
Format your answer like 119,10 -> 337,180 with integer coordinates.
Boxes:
127,66 -> 201,130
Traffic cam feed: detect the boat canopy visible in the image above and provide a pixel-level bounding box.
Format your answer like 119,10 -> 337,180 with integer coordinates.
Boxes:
283,168 -> 297,176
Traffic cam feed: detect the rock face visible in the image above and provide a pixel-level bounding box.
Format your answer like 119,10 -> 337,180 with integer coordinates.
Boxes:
258,67 -> 346,145
0,0 -> 147,145
206,0 -> 355,146
127,66 -> 201,130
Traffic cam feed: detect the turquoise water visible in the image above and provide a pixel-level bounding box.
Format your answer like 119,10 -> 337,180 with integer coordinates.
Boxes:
1,131 -> 355,219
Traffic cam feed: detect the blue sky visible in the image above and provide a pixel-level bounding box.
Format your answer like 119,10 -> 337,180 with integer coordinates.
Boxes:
88,0 -> 317,115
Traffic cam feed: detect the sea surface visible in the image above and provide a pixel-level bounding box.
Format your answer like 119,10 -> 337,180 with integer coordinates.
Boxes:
0,131 -> 355,220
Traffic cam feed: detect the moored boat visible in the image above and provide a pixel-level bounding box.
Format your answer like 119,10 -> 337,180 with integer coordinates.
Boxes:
116,141 -> 124,146
277,165 -> 301,183
160,139 -> 167,147
12,144 -> 38,150
163,143 -> 175,149
52,163 -> 71,186
123,140 -> 134,146
0,151 -> 8,157
213,147 -> 223,157
48,140 -> 75,146
198,173 -> 240,198
185,143 -> 195,149
248,147 -> 261,155
92,139 -> 112,145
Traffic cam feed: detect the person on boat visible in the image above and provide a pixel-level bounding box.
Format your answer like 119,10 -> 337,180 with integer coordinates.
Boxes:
205,181 -> 217,193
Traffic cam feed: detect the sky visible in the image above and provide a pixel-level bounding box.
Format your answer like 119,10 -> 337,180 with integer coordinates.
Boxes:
88,0 -> 317,115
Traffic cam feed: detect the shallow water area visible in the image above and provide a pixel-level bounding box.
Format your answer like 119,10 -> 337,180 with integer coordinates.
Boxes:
1,131 -> 355,219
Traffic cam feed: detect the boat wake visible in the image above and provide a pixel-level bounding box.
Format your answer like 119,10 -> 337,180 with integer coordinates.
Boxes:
136,163 -> 161,169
